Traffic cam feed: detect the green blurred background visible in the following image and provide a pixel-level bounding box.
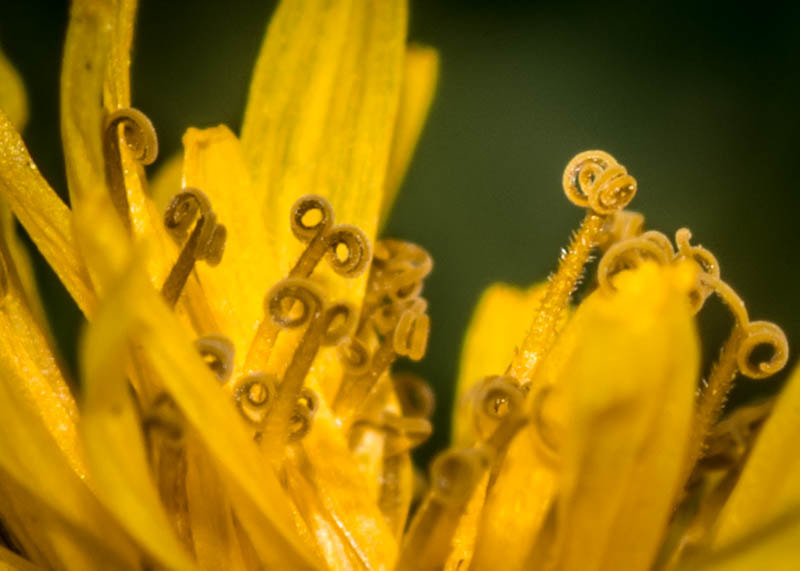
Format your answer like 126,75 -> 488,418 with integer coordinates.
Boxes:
1,1 -> 799,462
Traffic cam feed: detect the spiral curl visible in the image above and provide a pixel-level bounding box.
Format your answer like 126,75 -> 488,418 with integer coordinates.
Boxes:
562,150 -> 637,215
194,334 -> 235,383
289,195 -> 372,279
103,107 -> 158,229
161,188 -> 227,306
233,372 -> 277,426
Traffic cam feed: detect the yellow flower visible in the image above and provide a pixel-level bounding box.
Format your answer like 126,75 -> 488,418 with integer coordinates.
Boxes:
0,2 -> 796,571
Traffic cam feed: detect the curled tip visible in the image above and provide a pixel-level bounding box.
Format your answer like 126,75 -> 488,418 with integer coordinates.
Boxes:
194,334 -> 235,383
322,303 -> 357,345
290,194 -> 334,242
737,320 -> 789,380
326,224 -> 372,278
104,107 -> 158,165
393,309 -> 430,361
288,388 -> 319,442
393,372 -> 436,419
562,150 -> 637,215
429,448 -> 489,505
233,372 -> 277,426
472,376 -> 526,442
266,278 -> 324,329
164,188 -> 213,241
338,336 -> 372,376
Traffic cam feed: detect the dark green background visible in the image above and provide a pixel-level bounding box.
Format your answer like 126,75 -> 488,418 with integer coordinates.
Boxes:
2,1 -> 799,461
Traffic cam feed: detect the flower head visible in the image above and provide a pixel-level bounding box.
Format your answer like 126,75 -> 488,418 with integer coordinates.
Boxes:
0,1 -> 797,571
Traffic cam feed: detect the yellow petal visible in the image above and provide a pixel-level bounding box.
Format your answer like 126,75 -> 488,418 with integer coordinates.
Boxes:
453,282 -> 547,445
80,270 -> 197,570
0,47 -> 28,131
0,111 -> 96,315
469,426 -> 558,571
0,543 -> 40,571
240,0 -> 407,305
97,263 -> 318,569
181,126 -> 273,364
381,44 -> 439,227
0,352 -> 137,569
103,0 -> 136,110
533,262 -> 699,571
711,363 -> 800,548
682,511 -> 800,571
151,151 -> 184,213
61,0 -> 131,290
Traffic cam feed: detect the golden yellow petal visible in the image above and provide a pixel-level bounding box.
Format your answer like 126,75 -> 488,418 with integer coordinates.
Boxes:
0,47 -> 28,132
381,44 -> 439,227
532,262 -> 699,571
0,111 -> 96,315
240,0 -> 407,305
682,511 -> 800,571
80,274 -> 197,570
181,126 -> 274,365
453,282 -> 547,446
98,264 -> 318,569
711,363 -> 800,549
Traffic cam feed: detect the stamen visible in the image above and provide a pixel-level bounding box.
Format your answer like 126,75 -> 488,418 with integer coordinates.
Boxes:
142,393 -> 193,549
245,195 -> 371,372
333,298 -> 429,423
233,372 -> 278,427
508,150 -> 637,385
392,372 -> 436,419
103,108 -> 158,230
597,230 -> 674,293
397,377 -> 527,570
161,188 -> 227,306
0,254 -> 8,303
261,278 -> 355,446
289,195 -> 371,279
194,334 -> 235,383
596,210 -> 645,251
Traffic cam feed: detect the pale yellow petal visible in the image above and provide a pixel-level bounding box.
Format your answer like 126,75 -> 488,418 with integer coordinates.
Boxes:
103,0 -> 136,110
0,111 -> 95,315
711,363 -> 800,548
97,264 -> 318,569
0,48 -> 28,131
80,271 -> 197,570
453,282 -> 547,445
532,263 -> 699,571
381,44 -> 439,227
241,0 -> 407,306
182,126 -> 273,366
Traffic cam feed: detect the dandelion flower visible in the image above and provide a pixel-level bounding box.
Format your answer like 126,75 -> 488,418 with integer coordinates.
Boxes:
0,1 -> 796,571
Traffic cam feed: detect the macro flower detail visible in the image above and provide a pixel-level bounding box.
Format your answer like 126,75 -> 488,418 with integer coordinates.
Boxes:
0,1 -> 797,571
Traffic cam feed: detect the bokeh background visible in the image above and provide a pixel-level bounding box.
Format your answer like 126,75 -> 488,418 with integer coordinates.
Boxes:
2,0 -> 799,462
